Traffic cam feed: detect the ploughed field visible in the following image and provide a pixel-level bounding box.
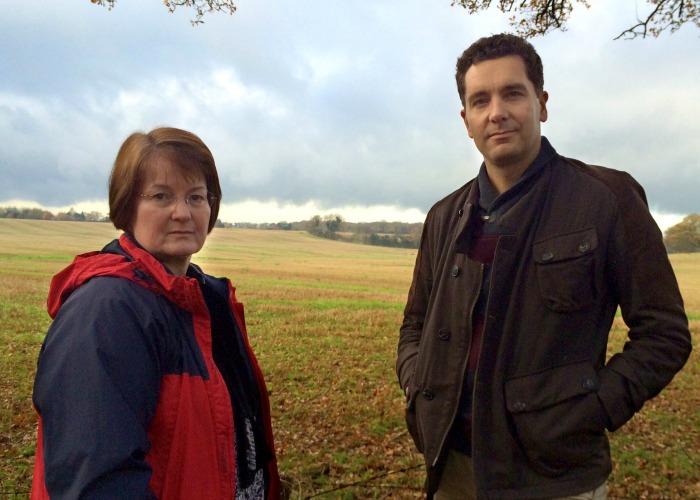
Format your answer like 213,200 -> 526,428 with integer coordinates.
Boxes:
0,219 -> 698,498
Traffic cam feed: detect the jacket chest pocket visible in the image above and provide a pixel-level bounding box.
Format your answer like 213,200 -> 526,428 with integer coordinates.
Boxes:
533,228 -> 597,313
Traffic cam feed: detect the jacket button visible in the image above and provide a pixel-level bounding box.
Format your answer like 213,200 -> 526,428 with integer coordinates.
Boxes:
451,265 -> 460,277
423,389 -> 434,400
438,328 -> 451,341
583,378 -> 596,391
513,401 -> 527,412
541,251 -> 554,262
578,242 -> 591,253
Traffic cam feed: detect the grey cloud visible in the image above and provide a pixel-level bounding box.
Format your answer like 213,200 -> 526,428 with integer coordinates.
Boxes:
0,0 -> 698,218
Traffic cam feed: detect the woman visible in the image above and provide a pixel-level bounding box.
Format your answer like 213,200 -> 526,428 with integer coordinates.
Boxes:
31,127 -> 280,499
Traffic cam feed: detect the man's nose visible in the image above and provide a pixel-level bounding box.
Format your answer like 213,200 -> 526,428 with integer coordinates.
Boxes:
489,97 -> 508,121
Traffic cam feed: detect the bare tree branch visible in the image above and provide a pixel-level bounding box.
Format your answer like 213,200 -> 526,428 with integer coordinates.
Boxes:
90,0 -> 700,36
90,0 -> 236,25
614,1 -> 664,39
451,0 -> 698,39
615,0 -> 698,39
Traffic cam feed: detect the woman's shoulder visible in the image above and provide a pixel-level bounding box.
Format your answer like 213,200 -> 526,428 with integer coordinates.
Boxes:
54,275 -> 177,334
44,275 -> 180,366
69,274 -> 160,305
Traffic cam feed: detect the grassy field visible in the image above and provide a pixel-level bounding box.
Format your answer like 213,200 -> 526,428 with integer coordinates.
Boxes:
0,219 -> 698,499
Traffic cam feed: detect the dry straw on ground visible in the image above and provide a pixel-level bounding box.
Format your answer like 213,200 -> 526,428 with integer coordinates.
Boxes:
0,219 -> 698,498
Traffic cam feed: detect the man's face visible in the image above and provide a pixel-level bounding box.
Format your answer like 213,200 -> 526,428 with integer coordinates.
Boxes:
461,55 -> 548,174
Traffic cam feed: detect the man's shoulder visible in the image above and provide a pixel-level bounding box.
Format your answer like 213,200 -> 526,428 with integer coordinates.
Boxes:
554,155 -> 646,203
557,155 -> 636,184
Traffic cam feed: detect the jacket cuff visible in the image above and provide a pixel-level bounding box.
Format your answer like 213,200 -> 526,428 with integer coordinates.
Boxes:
597,359 -> 637,431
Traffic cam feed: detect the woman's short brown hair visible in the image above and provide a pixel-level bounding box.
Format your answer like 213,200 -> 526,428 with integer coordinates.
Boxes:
109,127 -> 222,233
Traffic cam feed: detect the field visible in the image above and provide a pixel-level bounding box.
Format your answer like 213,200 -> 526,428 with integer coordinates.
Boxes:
0,219 -> 698,499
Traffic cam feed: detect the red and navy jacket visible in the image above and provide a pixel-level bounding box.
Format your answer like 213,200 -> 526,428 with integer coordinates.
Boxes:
31,234 -> 280,499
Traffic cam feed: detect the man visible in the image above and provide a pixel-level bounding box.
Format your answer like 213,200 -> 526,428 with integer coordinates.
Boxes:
396,33 -> 691,499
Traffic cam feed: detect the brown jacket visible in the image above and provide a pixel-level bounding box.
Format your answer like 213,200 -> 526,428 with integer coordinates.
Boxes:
397,153 -> 691,498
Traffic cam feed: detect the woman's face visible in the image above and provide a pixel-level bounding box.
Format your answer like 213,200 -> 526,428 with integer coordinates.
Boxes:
132,157 -> 211,276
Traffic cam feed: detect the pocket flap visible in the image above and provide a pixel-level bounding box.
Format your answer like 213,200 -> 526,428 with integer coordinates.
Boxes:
505,361 -> 599,413
533,229 -> 597,264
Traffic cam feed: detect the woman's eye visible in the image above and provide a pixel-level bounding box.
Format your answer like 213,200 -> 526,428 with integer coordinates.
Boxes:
189,194 -> 206,203
152,193 -> 169,201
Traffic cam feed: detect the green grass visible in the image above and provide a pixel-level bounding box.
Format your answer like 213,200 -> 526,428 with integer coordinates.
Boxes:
0,219 -> 698,499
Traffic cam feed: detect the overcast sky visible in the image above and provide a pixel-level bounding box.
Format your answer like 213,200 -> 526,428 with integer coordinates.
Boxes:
1,0 -> 698,230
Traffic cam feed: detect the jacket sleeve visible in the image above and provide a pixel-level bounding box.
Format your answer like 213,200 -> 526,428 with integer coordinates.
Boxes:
33,277 -> 163,499
397,211 -> 435,395
597,173 -> 692,431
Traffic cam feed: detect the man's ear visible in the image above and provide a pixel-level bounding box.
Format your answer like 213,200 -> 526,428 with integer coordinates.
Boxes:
460,108 -> 474,138
539,91 -> 549,123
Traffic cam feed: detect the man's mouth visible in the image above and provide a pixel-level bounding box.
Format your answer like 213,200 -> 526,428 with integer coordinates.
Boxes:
489,130 -> 515,139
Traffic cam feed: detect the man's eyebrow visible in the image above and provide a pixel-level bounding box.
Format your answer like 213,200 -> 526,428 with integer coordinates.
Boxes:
502,83 -> 528,92
466,82 -> 528,100
466,89 -> 489,101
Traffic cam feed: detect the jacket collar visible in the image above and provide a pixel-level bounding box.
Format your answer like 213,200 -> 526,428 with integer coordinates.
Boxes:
453,137 -> 557,252
477,136 -> 557,214
47,234 -> 207,318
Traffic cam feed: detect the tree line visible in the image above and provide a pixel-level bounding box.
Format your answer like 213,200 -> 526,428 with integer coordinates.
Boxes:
4,206 -> 697,253
0,206 -> 423,249
262,212 -> 700,253
226,214 -> 424,249
664,214 -> 700,253
304,214 -> 423,249
0,206 -> 109,222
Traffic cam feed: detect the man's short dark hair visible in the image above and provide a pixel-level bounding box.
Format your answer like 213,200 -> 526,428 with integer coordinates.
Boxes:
455,33 -> 544,107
